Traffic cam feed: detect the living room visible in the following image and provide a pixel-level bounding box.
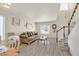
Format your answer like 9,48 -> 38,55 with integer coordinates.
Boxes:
0,3 -> 78,56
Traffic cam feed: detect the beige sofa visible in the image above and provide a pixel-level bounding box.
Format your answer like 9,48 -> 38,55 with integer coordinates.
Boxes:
20,32 -> 38,45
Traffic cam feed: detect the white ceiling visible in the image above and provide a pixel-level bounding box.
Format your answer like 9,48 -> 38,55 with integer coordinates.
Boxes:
1,3 -> 60,22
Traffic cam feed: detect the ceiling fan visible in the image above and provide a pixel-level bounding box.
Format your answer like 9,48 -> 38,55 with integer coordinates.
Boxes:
0,3 -> 11,8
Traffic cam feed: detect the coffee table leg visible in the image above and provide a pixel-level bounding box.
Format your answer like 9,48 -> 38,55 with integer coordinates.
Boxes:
37,40 -> 39,45
46,38 -> 47,45
45,38 -> 47,46
44,40 -> 45,46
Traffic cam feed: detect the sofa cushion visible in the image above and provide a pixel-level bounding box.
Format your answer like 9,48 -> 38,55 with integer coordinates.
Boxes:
20,32 -> 28,38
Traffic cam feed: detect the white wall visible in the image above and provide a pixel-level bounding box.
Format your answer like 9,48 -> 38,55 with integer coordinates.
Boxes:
35,21 -> 56,39
0,9 -> 36,41
6,16 -> 35,34
68,19 -> 79,56
0,9 -> 13,44
35,13 -> 69,40
5,15 -> 36,41
68,5 -> 79,56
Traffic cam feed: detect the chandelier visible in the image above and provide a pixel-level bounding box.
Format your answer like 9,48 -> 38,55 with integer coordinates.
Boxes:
0,3 -> 11,8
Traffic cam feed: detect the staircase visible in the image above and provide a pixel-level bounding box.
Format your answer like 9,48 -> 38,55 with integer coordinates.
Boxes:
56,3 -> 79,56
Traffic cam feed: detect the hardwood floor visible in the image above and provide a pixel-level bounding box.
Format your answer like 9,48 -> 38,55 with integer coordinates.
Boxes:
18,38 -> 71,56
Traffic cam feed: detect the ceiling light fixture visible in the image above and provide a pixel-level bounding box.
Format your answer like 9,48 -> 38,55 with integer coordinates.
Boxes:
0,3 -> 11,8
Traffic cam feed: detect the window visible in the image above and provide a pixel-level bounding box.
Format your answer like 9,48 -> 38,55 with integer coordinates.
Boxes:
40,25 -> 50,34
0,16 -> 5,40
60,3 -> 69,11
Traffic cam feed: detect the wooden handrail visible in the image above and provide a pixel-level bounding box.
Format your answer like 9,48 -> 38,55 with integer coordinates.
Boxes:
57,26 -> 73,32
68,3 -> 79,34
68,3 -> 78,24
57,26 -> 64,32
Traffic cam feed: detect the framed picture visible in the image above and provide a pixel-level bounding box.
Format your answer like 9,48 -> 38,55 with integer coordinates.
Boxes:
24,22 -> 33,29
12,17 -> 20,26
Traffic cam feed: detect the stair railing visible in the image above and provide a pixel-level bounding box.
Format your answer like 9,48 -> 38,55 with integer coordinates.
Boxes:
68,3 -> 79,35
56,3 -> 79,43
56,26 -> 73,43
